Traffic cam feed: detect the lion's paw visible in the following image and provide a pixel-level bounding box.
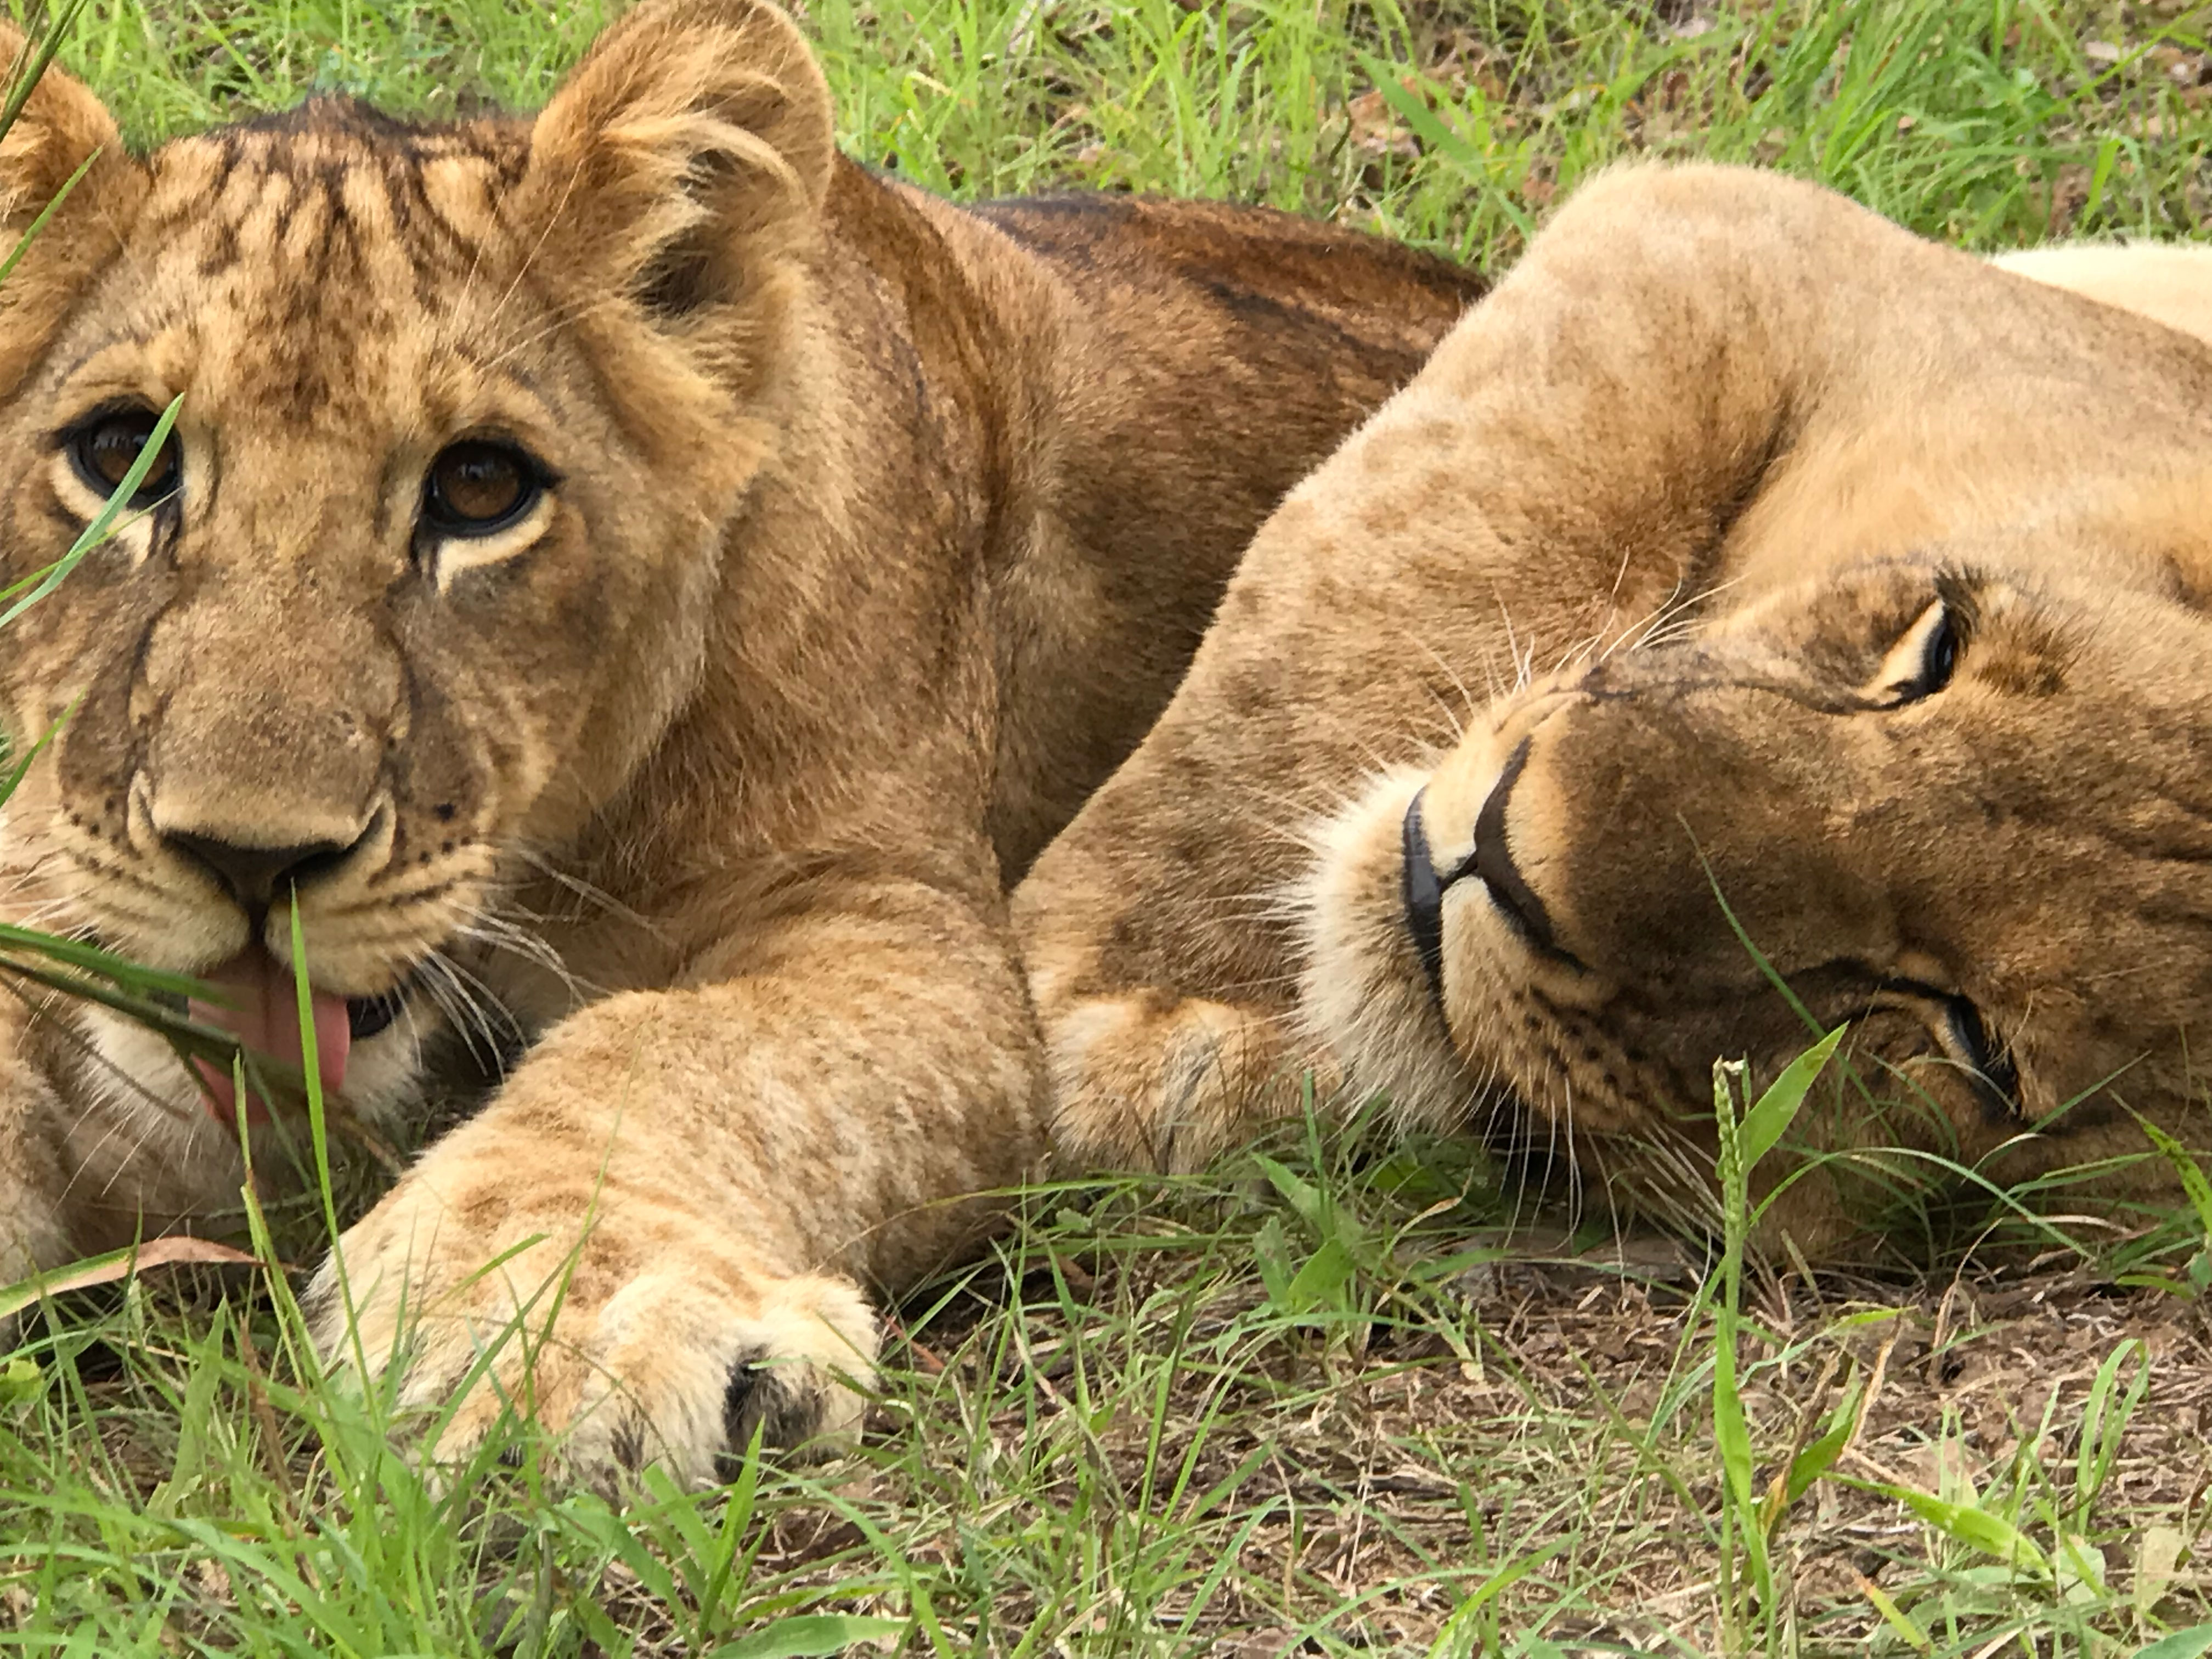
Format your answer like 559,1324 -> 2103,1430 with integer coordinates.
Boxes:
1041,991 -> 1322,1172
308,1172 -> 879,1490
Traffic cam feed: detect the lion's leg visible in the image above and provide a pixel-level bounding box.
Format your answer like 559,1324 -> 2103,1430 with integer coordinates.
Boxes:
1015,163 -> 1985,1170
0,1001 -> 78,1290
0,1138 -> 65,1291
317,866 -> 1048,1488
1993,242 -> 2212,348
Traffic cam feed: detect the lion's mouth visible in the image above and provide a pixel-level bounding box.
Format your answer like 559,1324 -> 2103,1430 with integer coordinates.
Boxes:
146,950 -> 416,1124
1400,786 -> 1470,1006
345,985 -> 409,1041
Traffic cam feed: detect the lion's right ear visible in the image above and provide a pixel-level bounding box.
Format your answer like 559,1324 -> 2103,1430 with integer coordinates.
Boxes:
0,32 -> 145,395
0,31 -> 131,224
520,0 -> 835,326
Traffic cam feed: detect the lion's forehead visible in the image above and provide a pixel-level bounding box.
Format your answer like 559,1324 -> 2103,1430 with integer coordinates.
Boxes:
92,107 -> 537,421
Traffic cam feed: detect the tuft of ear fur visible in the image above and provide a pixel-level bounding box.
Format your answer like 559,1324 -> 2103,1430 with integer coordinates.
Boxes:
517,0 -> 836,469
524,0 -> 833,317
0,29 -> 145,398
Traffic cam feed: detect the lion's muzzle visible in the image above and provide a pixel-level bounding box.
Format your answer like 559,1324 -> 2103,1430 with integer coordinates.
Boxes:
1399,786 -> 1466,1007
1401,735 -> 1565,1009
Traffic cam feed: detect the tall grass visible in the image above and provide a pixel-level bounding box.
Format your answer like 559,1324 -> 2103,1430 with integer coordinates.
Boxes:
51,0 -> 2212,259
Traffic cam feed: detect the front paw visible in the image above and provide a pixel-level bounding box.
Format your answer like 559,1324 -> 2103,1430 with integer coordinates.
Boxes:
1041,991 -> 1318,1172
309,1142 -> 879,1488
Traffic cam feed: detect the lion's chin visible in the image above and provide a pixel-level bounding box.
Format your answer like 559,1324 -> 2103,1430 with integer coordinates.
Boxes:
29,991 -> 436,1253
71,980 -> 435,1141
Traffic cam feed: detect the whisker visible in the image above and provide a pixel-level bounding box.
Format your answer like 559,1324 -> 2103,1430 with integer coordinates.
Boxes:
504,844 -> 663,935
419,950 -> 526,1073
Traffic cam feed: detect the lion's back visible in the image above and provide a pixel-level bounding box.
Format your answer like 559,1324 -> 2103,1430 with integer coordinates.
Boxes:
831,174 -> 1489,876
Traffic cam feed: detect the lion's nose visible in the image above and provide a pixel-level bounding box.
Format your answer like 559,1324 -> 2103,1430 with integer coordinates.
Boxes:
1403,734 -> 1584,1002
164,829 -> 369,909
1468,738 -> 1558,954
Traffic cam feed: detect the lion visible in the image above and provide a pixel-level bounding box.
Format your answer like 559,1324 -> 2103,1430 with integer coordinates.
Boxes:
1015,163 -> 2212,1259
0,0 -> 1481,1482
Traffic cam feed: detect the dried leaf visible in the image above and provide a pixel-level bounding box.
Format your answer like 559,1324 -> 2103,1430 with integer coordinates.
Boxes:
2137,1524 -> 2190,1623
0,1238 -> 267,1324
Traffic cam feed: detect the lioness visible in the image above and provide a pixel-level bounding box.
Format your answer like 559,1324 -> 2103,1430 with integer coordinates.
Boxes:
0,1 -> 1480,1480
1018,165 -> 2212,1255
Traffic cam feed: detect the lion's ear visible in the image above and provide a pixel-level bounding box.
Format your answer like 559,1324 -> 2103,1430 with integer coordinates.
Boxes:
521,0 -> 834,324
0,32 -> 145,396
0,30 -> 133,229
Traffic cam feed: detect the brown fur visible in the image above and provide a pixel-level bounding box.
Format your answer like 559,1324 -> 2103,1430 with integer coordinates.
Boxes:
1017,164 -> 2212,1256
0,1 -> 1479,1482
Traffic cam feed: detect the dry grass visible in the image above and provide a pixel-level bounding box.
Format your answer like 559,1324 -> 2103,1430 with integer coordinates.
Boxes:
14,1115 -> 2212,1652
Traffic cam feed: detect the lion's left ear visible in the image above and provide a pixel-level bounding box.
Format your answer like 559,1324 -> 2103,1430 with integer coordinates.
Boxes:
520,0 -> 834,326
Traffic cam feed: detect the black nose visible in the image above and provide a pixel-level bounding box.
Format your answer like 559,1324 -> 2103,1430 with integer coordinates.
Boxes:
166,831 -> 366,909
1468,738 -> 1558,954
1402,737 -> 1568,1008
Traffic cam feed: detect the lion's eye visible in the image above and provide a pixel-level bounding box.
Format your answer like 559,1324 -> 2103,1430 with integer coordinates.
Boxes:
1943,994 -> 2019,1120
1886,974 -> 2022,1123
1874,600 -> 1960,707
421,440 -> 543,537
67,408 -> 179,509
1917,610 -> 1959,696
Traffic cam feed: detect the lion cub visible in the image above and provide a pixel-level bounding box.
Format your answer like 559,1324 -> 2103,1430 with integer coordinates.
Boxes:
1019,166 -> 2212,1256
0,1 -> 1479,1482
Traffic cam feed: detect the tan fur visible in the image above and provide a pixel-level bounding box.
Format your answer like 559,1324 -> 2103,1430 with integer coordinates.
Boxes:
1017,164 -> 2212,1256
0,2 -> 1480,1483
1994,240 -> 2212,345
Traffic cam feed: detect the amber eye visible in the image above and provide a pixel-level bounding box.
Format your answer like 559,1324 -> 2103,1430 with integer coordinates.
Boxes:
67,408 -> 179,509
421,439 -> 544,537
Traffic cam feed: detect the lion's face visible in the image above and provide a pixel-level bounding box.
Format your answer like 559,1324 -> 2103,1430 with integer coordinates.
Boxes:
1302,548 -> 2212,1240
0,2 -> 834,1125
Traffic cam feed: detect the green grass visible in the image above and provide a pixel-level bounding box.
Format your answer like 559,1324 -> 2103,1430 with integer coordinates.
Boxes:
10,0 -> 2212,1652
14,1109 -> 2212,1654
56,0 -> 2212,257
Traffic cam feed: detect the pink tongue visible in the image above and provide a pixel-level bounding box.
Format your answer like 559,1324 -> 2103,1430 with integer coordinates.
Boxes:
189,951 -> 351,1126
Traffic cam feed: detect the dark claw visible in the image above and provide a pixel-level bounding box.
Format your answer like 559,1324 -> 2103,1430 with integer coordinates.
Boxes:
716,1350 -> 823,1476
610,1419 -> 647,1473
721,1353 -> 766,1453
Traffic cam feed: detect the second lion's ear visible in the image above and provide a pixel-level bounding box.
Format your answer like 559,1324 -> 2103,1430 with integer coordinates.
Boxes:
521,0 -> 834,325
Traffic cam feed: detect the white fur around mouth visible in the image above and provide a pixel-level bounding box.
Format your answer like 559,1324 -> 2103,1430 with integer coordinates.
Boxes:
1401,784 -> 1475,1006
